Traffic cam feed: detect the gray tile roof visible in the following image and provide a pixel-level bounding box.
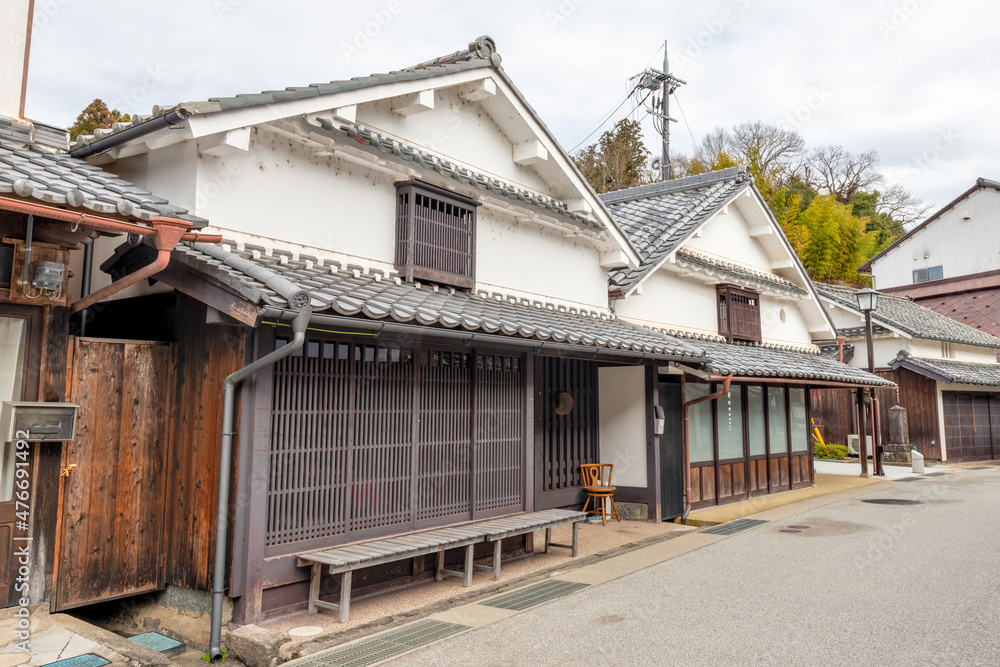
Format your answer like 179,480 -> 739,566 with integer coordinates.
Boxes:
674,248 -> 807,296
819,342 -> 855,363
890,350 -> 1000,386
0,139 -> 206,225
836,325 -> 892,338
71,38 -> 499,151
817,283 -> 1000,349
695,339 -> 894,386
601,167 -> 753,293
168,239 -> 707,361
304,115 -> 599,231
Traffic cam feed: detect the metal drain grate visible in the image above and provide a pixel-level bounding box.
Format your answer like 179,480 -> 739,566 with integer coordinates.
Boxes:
128,631 -> 185,656
480,579 -> 588,611
39,655 -> 110,667
894,477 -> 920,482
862,498 -> 923,505
925,471 -> 948,477
289,620 -> 468,667
966,466 -> 993,470
700,518 -> 768,536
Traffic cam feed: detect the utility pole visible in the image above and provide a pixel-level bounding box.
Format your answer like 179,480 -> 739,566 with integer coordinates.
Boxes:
634,41 -> 686,181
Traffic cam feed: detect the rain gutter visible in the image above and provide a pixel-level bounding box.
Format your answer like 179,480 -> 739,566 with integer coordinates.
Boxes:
68,109 -> 189,159
258,306 -> 706,365
209,306 -> 312,661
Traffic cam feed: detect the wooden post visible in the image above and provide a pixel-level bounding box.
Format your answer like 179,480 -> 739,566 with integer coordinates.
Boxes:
463,545 -> 474,587
493,540 -> 502,581
339,571 -> 352,623
307,563 -> 321,614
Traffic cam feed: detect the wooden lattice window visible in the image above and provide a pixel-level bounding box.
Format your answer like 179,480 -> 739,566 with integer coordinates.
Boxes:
717,285 -> 761,343
395,182 -> 478,290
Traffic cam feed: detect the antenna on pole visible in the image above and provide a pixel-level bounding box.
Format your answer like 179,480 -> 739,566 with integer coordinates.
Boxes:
632,41 -> 686,181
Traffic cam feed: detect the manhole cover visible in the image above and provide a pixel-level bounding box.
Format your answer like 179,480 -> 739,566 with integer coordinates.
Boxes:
779,529 -> 801,533
861,498 -> 923,505
788,525 -> 810,529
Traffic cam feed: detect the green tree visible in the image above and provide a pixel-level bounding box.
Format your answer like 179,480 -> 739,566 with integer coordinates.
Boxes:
68,98 -> 129,141
574,119 -> 652,193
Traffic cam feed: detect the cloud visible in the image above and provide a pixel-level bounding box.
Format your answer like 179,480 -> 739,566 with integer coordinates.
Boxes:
21,0 -> 1000,208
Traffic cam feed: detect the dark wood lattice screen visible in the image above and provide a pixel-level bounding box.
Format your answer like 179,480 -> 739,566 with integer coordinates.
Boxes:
540,357 -> 599,492
395,182 -> 478,290
717,285 -> 762,343
266,339 -> 523,552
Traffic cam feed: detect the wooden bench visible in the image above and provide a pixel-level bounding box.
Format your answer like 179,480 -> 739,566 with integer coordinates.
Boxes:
296,509 -> 586,622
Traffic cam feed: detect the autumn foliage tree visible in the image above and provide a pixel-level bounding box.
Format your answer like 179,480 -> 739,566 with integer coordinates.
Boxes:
68,99 -> 129,141
574,119 -> 652,194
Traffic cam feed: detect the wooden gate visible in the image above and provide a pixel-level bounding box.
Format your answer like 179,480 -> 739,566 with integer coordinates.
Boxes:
943,392 -> 1000,463
51,338 -> 174,611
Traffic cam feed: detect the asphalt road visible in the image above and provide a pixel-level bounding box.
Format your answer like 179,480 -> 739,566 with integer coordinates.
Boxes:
389,468 -> 1000,666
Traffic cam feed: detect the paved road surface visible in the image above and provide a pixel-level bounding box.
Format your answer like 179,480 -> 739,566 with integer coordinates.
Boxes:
389,468 -> 1000,666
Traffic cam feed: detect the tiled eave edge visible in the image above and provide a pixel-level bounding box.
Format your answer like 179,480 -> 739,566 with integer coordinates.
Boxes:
302,114 -> 601,233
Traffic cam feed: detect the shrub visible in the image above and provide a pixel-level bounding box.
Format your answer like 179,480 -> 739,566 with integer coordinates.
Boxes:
814,442 -> 848,460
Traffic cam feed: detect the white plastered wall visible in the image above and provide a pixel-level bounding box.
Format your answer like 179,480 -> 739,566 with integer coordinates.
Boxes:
77,118 -> 614,309
871,188 -> 1000,289
615,270 -> 815,348
597,365 -> 647,489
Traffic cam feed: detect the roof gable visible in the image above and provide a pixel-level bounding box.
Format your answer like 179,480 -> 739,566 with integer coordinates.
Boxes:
860,177 -> 1000,272
816,283 -> 1000,349
70,37 -> 640,268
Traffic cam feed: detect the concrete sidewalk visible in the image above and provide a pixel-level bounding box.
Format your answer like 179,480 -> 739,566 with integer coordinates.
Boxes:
279,469 -> 910,666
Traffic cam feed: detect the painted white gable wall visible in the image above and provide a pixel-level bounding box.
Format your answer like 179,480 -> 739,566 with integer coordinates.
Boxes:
615,203 -> 817,347
84,99 -> 615,310
871,188 -> 1000,289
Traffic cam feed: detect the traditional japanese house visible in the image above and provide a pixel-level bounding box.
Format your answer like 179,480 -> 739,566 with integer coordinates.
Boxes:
813,283 -> 1000,463
600,168 -> 893,516
61,37 -> 715,630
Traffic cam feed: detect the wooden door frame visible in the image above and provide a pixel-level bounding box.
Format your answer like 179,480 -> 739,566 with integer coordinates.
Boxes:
0,303 -> 42,608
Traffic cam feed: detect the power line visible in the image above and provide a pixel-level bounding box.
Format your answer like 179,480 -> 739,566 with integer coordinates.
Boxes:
566,43 -> 666,154
567,86 -> 639,153
672,91 -> 698,150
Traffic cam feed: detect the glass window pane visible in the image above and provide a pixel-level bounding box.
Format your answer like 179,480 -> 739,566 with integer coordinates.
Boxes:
768,387 -> 788,455
0,317 -> 27,503
747,386 -> 766,456
687,383 -> 714,463
717,385 -> 744,460
789,387 -> 808,452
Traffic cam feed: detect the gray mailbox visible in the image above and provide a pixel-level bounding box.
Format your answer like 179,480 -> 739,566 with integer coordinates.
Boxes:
0,401 -> 79,442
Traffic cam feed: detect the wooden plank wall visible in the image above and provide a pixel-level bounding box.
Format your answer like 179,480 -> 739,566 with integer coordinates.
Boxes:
52,338 -> 174,610
165,296 -> 246,591
810,371 -> 941,460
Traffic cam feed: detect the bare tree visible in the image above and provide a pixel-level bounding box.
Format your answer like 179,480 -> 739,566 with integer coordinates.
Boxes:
730,121 -> 805,179
875,183 -> 930,227
807,145 -> 884,204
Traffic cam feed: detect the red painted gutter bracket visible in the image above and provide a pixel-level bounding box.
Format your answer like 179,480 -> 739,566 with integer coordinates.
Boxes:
70,217 -> 191,314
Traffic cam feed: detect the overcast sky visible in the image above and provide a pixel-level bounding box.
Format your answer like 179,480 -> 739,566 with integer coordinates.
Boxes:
23,0 -> 1000,210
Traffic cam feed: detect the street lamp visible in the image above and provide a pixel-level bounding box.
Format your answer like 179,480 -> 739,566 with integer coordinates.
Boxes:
855,287 -> 884,476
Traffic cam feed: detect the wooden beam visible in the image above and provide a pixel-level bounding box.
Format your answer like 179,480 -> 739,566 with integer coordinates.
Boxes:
199,127 -> 252,157
333,105 -> 357,124
392,89 -> 435,116
749,225 -> 773,237
513,139 -> 548,166
457,78 -> 496,102
770,257 -> 795,271
155,261 -> 260,327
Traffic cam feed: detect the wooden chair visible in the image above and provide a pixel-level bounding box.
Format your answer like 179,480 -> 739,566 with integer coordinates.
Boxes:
579,463 -> 620,525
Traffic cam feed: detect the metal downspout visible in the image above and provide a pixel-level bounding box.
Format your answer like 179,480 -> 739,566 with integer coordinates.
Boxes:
78,243 -> 93,336
209,307 -> 312,662
681,374 -> 733,521
69,218 -> 191,314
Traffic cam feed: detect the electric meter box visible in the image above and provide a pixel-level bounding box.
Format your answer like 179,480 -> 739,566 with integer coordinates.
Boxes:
0,401 -> 79,442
